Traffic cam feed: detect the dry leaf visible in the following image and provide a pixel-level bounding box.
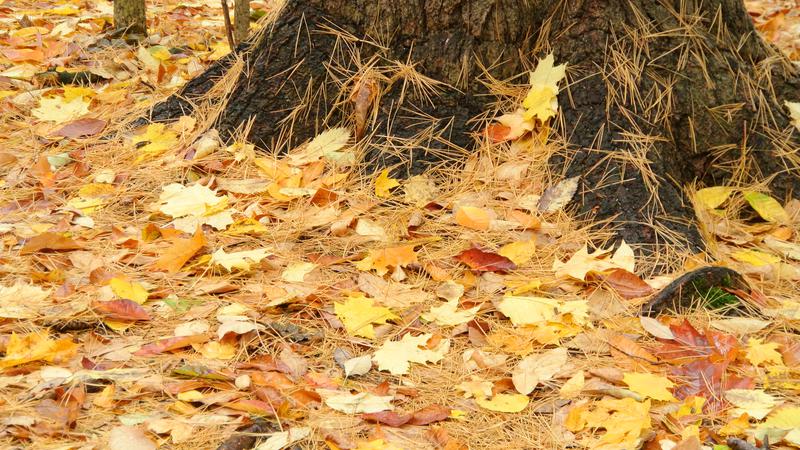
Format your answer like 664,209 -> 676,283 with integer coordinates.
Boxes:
512,347 -> 568,395
475,393 -> 529,413
152,228 -> 206,273
372,333 -> 450,375
334,293 -> 399,339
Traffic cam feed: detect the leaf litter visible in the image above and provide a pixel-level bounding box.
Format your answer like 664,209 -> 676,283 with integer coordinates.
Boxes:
1,1 -> 800,449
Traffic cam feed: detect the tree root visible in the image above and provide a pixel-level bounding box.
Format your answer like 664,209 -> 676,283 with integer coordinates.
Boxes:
640,267 -> 751,317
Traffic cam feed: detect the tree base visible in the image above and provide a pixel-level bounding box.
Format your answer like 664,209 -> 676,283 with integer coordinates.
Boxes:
148,0 -> 800,251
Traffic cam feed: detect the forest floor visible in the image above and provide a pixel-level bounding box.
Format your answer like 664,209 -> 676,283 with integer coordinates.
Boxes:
1,0 -> 800,449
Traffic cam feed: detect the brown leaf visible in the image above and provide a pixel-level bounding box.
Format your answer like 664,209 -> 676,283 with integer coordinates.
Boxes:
20,232 -> 82,254
222,399 -> 276,415
595,268 -> 654,299
605,332 -> 659,364
361,411 -> 413,427
455,248 -> 516,273
409,404 -> 451,425
134,335 -> 209,356
152,227 -> 206,273
51,118 -> 107,138
93,299 -> 151,321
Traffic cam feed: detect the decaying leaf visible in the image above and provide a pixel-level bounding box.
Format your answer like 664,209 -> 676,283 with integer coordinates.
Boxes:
538,176 -> 579,213
318,389 -> 394,414
455,247 -> 517,272
210,248 -> 271,271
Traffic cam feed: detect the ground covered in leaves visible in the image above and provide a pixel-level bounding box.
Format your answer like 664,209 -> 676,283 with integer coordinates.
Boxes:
2,1 -> 800,449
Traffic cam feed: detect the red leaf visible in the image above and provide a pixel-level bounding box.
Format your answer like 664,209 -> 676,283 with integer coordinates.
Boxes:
485,123 -> 511,143
51,118 -> 107,138
20,232 -> 82,254
134,335 -> 209,356
409,404 -> 451,425
455,248 -> 516,273
671,359 -> 753,412
93,299 -> 150,321
362,411 -> 413,427
656,320 -> 739,363
596,268 -> 654,299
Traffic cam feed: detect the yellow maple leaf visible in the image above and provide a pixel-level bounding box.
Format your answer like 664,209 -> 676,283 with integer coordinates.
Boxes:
498,240 -> 536,265
566,398 -> 652,450
0,332 -> 78,368
746,338 -> 783,366
374,169 -> 399,198
31,96 -> 90,124
756,406 -> 800,446
522,86 -> 557,121
496,296 -> 558,326
731,249 -> 780,267
372,333 -> 449,375
623,372 -> 677,402
109,278 -> 149,304
552,241 -> 635,280
132,123 -> 178,160
475,393 -> 529,413
334,293 -> 398,339
421,300 -> 479,326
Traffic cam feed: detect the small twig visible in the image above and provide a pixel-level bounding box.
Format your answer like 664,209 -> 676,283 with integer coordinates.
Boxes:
727,437 -> 769,450
220,0 -> 236,51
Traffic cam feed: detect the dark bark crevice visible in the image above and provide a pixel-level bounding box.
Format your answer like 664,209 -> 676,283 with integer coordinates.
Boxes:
146,0 -> 800,252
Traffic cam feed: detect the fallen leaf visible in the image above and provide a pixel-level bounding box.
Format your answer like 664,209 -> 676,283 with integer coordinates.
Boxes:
319,389 -> 394,414
498,240 -> 536,265
51,118 -> 107,138
454,205 -> 491,231
108,425 -> 156,450
210,248 -> 271,271
724,389 -> 781,420
496,296 -> 558,326
134,335 -> 208,356
731,249 -> 780,266
152,228 -> 206,273
559,370 -> 585,398
512,347 -> 568,395
375,169 -> 399,198
565,398 -> 652,449
596,268 -> 654,299
343,355 -> 372,377
372,333 -> 450,375
355,245 -> 418,276
32,96 -> 90,124
361,411 -> 413,427
787,101 -> 800,131
0,282 -> 51,319
623,372 -> 677,401
334,293 -> 399,339
639,316 -> 675,340
522,53 -> 566,122
93,299 -> 151,321
743,191 -> 789,223
455,247 -> 517,272
132,123 -> 178,160
281,261 -> 317,282
695,186 -> 734,209
20,232 -> 82,254
709,318 -> 770,335
109,278 -> 149,304
475,393 -> 529,413
409,404 -> 452,425
0,332 -> 78,368
421,300 -> 479,326
538,176 -> 579,213
746,338 -> 783,366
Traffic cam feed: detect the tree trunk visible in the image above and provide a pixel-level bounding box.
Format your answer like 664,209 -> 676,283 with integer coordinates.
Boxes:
113,0 -> 147,35
148,0 -> 800,250
234,0 -> 249,44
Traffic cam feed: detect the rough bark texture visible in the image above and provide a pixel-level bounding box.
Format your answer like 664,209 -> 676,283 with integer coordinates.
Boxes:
148,0 -> 800,250
234,0 -> 249,43
113,0 -> 147,35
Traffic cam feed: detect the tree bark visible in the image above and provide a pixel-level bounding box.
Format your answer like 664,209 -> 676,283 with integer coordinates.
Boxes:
148,0 -> 800,250
234,0 -> 249,44
113,0 -> 147,36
